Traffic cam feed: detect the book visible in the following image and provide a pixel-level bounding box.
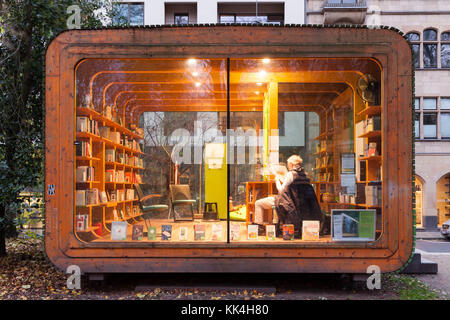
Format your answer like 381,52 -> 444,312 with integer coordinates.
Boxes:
194,224 -> 205,240
283,224 -> 294,240
99,191 -> 108,203
132,225 -> 144,240
161,225 -> 172,240
105,149 -> 115,163
109,132 -> 121,144
76,215 -> 86,231
94,223 -> 102,236
76,116 -> 88,132
266,225 -> 276,240
86,188 -> 99,205
211,224 -> 223,241
76,190 -> 86,206
179,227 -> 188,241
302,220 -> 320,241
126,189 -> 134,200
147,226 -> 157,240
247,224 -> 258,240
368,142 -> 377,157
111,221 -> 127,240
112,209 -> 119,221
230,223 -> 241,241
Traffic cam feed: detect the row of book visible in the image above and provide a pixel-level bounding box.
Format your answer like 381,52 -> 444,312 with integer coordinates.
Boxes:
316,139 -> 332,153
76,188 -> 137,206
365,185 -> 382,206
361,116 -> 381,134
105,149 -> 143,167
76,141 -> 92,157
77,116 -> 100,136
363,142 -> 379,158
99,127 -> 142,152
76,214 -> 90,231
76,166 -> 95,182
315,172 -> 333,183
109,221 -> 321,241
315,155 -> 332,168
77,117 -> 142,153
111,205 -> 142,221
105,170 -> 142,184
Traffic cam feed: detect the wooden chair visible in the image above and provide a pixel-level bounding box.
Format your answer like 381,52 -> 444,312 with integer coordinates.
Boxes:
168,184 -> 196,221
134,184 -> 168,230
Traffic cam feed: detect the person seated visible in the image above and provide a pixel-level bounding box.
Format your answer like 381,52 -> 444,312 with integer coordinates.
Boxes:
253,158 -> 297,235
273,155 -> 323,238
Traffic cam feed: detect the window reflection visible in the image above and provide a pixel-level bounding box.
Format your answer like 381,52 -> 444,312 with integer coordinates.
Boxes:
424,29 -> 437,41
423,113 -> 437,138
424,44 -> 437,68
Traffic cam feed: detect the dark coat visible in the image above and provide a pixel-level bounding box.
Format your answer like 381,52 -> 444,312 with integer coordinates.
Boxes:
274,168 -> 323,238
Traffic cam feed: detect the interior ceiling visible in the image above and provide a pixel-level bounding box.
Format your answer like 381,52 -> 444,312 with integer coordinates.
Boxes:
75,58 -> 377,121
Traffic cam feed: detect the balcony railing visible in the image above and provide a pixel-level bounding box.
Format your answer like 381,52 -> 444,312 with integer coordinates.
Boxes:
323,0 -> 367,9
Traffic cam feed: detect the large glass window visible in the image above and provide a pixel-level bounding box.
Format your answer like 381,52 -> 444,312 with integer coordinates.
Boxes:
74,57 -> 382,245
441,32 -> 450,68
423,29 -> 438,68
112,2 -> 144,26
406,32 -> 420,69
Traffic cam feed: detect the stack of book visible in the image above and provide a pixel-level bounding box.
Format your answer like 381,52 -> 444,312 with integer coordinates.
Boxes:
76,214 -> 90,231
76,188 -> 99,206
76,116 -> 99,135
76,166 -> 95,182
76,141 -> 92,157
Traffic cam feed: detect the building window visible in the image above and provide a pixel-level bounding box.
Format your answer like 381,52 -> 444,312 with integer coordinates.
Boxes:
174,14 -> 189,25
113,2 -> 144,26
415,97 -> 450,140
423,113 -> 437,138
219,14 -> 284,25
423,28 -> 438,68
441,32 -> 450,68
406,32 -> 420,69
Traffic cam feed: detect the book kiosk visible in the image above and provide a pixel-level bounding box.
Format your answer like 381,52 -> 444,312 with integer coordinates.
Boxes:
45,25 -> 414,274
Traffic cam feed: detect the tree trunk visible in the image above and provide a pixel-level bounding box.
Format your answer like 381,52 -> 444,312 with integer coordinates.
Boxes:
0,203 -> 6,257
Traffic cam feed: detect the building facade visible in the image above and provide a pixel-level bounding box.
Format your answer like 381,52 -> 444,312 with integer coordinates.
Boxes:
115,0 -> 450,230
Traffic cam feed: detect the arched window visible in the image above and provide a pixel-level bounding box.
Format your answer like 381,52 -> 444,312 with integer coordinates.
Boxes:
406,32 -> 420,68
423,28 -> 438,68
414,175 -> 424,227
441,32 -> 450,68
436,173 -> 450,226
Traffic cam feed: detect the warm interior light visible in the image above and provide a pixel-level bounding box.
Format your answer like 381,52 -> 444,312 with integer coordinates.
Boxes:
192,71 -> 199,77
259,70 -> 267,78
262,58 -> 271,64
257,82 -> 263,86
195,82 -> 201,87
254,91 -> 260,95
187,58 -> 197,65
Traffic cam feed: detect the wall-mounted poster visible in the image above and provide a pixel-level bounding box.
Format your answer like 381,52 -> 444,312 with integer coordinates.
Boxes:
331,209 -> 376,241
341,153 -> 355,174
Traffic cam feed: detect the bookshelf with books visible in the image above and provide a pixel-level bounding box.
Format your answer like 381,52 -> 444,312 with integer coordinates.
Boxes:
313,106 -> 337,210
75,105 -> 145,242
355,102 -> 383,235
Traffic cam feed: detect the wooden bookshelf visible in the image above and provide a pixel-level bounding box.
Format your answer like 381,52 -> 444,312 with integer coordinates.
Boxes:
75,107 -> 145,242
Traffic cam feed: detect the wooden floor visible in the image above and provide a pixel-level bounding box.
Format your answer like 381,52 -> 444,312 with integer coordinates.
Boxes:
91,218 -> 332,243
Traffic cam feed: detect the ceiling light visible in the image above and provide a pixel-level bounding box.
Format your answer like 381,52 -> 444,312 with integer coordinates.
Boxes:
262,58 -> 271,64
192,71 -> 199,77
254,91 -> 260,95
259,70 -> 267,78
195,82 -> 201,87
187,58 -> 197,66
257,82 -> 263,86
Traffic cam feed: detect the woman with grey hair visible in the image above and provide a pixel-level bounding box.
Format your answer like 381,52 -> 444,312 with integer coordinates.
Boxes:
254,155 -> 304,235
